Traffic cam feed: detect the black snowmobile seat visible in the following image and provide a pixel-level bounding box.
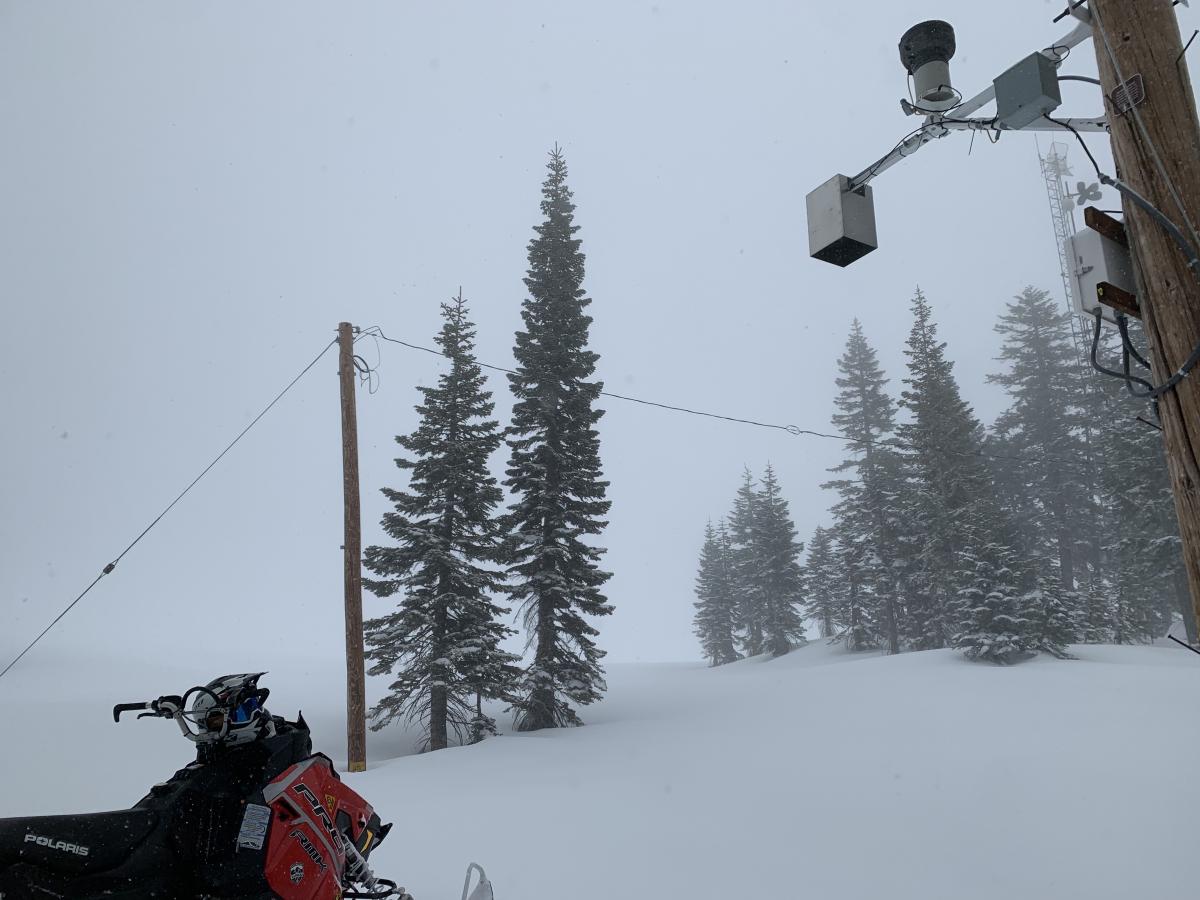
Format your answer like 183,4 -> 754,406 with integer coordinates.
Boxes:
0,809 -> 158,875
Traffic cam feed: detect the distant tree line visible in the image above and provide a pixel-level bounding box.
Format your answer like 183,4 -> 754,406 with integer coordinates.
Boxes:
362,148 -> 613,751
694,286 -> 1189,665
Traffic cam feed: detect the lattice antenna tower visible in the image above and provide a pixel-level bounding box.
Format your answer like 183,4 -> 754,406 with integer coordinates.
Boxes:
1037,139 -> 1094,365
1040,142 -> 1078,305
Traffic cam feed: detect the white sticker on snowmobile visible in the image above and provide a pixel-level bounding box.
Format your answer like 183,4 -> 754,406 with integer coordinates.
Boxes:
23,833 -> 89,856
237,802 -> 272,850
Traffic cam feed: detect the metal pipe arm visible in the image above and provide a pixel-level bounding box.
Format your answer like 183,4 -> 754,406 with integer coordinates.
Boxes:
847,18 -> 1097,191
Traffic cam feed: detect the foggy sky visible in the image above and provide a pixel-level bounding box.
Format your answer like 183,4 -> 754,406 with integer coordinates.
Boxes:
4,1 -> 1194,678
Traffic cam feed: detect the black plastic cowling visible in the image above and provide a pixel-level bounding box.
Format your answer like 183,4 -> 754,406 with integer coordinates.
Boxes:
899,20 -> 956,75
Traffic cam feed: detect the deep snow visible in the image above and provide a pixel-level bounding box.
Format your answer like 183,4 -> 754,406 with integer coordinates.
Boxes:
2,640 -> 1199,899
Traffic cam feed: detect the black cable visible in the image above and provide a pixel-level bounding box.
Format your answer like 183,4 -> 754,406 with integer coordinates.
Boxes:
1091,1 -> 1200,253
0,571 -> 110,681
1043,114 -> 1104,176
0,336 -> 338,683
1047,113 -> 1200,399
1169,634 -> 1200,656
1181,29 -> 1199,65
353,330 -> 383,395
1089,309 -> 1156,394
362,325 -> 1111,468
1116,314 -> 1152,371
857,123 -> 942,188
905,76 -> 964,117
1050,0 -> 1087,26
1057,74 -> 1102,86
1120,338 -> 1154,406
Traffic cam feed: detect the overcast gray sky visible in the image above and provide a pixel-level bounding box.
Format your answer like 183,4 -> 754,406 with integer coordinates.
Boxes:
4,1 -> 1195,676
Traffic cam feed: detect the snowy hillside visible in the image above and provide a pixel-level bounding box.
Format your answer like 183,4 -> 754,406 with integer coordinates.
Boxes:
3,641 -> 1199,900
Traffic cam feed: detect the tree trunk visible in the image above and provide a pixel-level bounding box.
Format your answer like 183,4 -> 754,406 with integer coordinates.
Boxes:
429,684 -> 448,751
430,573 -> 450,751
1051,493 -> 1076,593
885,591 -> 900,655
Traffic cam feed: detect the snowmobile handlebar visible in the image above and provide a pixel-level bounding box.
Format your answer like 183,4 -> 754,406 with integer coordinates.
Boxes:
112,695 -> 185,722
112,686 -> 235,743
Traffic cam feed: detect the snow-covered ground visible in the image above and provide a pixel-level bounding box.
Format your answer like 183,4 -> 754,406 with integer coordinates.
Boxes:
3,641 -> 1199,899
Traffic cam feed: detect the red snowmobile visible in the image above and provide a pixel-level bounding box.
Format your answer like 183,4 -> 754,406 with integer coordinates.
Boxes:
0,674 -> 494,900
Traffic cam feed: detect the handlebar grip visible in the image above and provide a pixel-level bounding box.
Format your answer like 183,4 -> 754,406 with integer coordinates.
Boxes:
113,702 -> 151,722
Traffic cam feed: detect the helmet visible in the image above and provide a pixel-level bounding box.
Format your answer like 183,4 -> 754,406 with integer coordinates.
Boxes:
185,673 -> 276,746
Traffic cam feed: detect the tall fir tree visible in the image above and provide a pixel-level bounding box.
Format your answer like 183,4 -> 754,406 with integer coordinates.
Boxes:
363,293 -> 520,751
693,521 -> 740,666
831,522 -> 881,651
987,287 -> 1092,601
727,467 -> 766,656
897,288 -> 1034,657
753,464 -> 808,656
824,319 -> 906,654
504,147 -> 613,731
804,525 -> 842,639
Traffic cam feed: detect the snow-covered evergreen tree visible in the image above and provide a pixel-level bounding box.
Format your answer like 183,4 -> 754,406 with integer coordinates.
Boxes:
804,525 -> 842,639
898,290 -> 993,647
951,543 -> 1035,664
988,287 -> 1092,597
824,319 -> 906,654
831,522 -> 882,652
753,464 -> 807,656
727,467 -> 766,657
1022,562 -> 1078,659
897,288 -> 1034,657
363,293 -> 520,751
504,147 -> 613,731
693,521 -> 740,666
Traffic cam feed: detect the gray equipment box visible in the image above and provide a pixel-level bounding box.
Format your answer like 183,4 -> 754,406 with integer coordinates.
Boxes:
994,52 -> 1061,131
806,174 -> 878,267
1067,228 -> 1135,327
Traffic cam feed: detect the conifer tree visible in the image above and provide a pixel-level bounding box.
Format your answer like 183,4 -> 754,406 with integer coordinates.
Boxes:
951,543 -> 1034,664
831,523 -> 882,651
728,467 -> 766,656
693,521 -> 740,666
898,289 -> 996,648
824,319 -> 906,654
504,147 -> 613,731
753,464 -> 807,656
988,287 -> 1092,596
804,525 -> 842,639
1021,567 -> 1078,659
363,293 -> 519,751
897,288 -> 1034,656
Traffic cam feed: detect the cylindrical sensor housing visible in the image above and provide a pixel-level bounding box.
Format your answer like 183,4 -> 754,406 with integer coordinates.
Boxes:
899,20 -> 957,110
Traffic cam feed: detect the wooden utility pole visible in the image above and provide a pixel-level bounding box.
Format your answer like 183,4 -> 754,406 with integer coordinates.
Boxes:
1088,0 -> 1200,639
338,321 -> 367,772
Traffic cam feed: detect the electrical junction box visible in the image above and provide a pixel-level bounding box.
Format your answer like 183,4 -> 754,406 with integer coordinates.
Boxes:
993,52 -> 1062,130
1067,228 -> 1135,327
806,174 -> 878,267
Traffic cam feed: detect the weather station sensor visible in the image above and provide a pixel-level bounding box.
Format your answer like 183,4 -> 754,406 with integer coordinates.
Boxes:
806,174 -> 878,267
899,20 -> 958,113
806,6 -> 1107,268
